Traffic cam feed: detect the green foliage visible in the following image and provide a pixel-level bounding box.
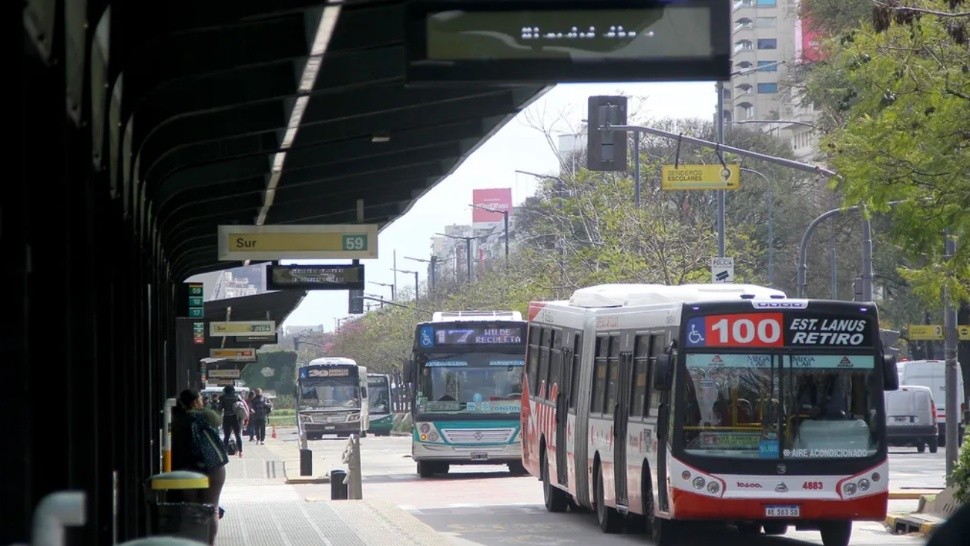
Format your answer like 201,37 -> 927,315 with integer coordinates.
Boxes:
801,1 -> 970,309
953,432 -> 970,503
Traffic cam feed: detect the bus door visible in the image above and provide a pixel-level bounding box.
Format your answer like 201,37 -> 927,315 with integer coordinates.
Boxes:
556,343 -> 574,486
614,352 -> 633,507
654,348 -> 673,513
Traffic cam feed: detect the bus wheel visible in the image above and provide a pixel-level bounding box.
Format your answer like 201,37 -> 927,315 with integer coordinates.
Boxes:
651,517 -> 680,546
929,437 -> 939,453
819,521 -> 851,546
541,453 -> 568,513
417,461 -> 434,478
594,466 -> 622,533
917,441 -> 926,453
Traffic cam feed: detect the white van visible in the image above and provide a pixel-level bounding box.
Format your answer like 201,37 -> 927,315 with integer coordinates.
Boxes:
885,385 -> 938,453
898,359 -> 965,446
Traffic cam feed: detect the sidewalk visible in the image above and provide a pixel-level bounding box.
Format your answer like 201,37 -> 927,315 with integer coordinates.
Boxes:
212,430 -> 451,545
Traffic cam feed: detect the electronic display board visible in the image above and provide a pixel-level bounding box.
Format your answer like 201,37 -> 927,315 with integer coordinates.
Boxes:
266,264 -> 364,290
406,0 -> 730,83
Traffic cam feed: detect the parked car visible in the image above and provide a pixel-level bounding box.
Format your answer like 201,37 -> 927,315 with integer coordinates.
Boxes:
885,385 -> 938,453
898,359 -> 965,446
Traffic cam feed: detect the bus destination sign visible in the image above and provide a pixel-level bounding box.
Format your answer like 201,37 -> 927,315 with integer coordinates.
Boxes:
684,313 -> 874,349
431,325 -> 525,346
300,367 -> 351,379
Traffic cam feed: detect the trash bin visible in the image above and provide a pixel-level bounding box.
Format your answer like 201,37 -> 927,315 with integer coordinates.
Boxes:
145,471 -> 213,542
153,503 -> 216,542
330,469 -> 348,500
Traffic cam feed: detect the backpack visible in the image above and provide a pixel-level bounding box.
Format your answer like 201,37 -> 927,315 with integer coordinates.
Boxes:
233,400 -> 250,422
190,412 -> 229,470
226,436 -> 238,456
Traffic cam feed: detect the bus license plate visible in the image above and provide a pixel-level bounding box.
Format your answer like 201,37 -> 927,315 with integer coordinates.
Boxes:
765,505 -> 799,518
325,426 -> 335,430
471,451 -> 488,461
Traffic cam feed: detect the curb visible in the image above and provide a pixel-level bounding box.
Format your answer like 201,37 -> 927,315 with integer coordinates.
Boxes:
885,512 -> 944,536
888,490 -> 940,500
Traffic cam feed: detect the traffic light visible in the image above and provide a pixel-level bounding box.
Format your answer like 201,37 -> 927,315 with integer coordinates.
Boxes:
348,289 -> 364,314
587,95 -> 628,172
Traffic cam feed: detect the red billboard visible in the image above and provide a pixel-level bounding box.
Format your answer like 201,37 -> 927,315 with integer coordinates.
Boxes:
799,17 -> 825,63
472,188 -> 513,225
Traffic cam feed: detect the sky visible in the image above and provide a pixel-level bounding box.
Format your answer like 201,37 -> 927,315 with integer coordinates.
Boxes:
281,81 -> 717,332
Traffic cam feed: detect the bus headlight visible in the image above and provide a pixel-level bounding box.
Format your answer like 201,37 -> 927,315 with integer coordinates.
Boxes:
843,482 -> 857,496
707,481 -> 720,495
692,477 -> 706,490
858,479 -> 870,492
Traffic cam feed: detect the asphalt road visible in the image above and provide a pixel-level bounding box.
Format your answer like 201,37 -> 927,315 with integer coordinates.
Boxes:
280,431 -> 939,546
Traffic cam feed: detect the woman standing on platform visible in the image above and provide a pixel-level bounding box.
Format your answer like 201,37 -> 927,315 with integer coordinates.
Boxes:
172,388 -> 228,544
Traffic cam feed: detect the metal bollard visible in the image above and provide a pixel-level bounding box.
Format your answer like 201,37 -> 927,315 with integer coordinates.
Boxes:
341,434 -> 363,499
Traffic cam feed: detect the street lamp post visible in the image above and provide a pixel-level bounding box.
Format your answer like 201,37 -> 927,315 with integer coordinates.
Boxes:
368,280 -> 395,301
435,232 -> 481,283
404,256 -> 437,293
334,317 -> 351,332
469,204 -> 509,267
739,167 -> 774,287
716,59 -> 787,257
392,268 -> 419,303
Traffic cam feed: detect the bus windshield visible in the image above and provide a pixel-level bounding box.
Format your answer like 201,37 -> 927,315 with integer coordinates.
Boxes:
368,377 -> 391,414
300,377 -> 360,410
681,353 -> 879,460
415,352 -> 523,415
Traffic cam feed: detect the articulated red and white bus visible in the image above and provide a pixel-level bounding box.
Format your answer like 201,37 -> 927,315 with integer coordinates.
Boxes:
521,283 -> 898,546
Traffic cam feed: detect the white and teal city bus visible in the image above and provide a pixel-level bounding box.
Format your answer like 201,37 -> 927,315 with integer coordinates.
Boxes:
297,357 -> 369,440
407,310 -> 528,477
367,373 -> 395,436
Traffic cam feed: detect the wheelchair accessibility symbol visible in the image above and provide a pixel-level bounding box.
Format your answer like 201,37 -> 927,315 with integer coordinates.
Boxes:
685,318 -> 706,346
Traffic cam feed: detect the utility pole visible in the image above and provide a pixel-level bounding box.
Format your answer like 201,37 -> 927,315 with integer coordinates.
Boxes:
716,80 -> 726,257
944,233 -> 959,481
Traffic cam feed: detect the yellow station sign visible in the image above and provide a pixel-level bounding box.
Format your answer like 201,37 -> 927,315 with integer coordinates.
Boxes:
209,321 -> 275,337
217,224 -> 379,260
661,164 -> 741,190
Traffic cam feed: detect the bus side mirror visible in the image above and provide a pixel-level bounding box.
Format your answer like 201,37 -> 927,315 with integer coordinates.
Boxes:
361,386 -> 368,398
883,355 -> 899,391
653,351 -> 675,391
404,360 -> 414,384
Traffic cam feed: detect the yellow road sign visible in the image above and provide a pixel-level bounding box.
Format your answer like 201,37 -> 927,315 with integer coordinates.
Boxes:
661,164 -> 740,190
908,324 -> 943,340
217,224 -> 379,260
908,324 -> 970,340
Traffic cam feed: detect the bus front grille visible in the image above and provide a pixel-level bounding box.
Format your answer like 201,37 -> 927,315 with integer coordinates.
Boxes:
441,428 -> 515,444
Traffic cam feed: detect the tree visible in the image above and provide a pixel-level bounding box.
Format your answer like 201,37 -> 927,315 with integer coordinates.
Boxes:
800,0 -> 970,307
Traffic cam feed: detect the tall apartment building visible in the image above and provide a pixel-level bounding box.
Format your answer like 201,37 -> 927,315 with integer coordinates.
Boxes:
724,0 -> 820,161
